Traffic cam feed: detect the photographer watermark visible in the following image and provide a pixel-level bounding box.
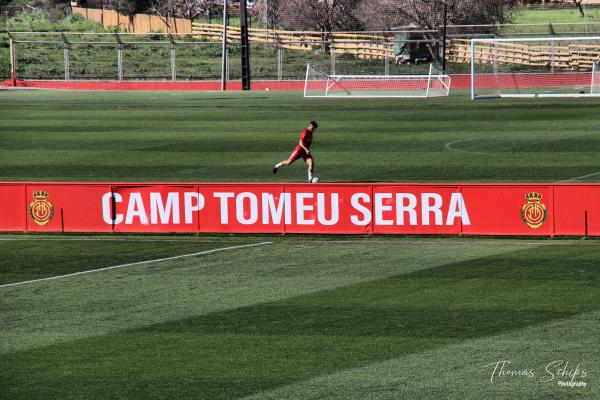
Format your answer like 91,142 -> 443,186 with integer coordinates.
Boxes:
484,360 -> 588,388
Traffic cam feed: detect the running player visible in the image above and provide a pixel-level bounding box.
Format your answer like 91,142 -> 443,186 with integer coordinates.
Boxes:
272,121 -> 318,182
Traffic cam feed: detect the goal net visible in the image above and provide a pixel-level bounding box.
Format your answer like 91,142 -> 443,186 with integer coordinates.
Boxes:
471,37 -> 600,99
304,63 -> 451,98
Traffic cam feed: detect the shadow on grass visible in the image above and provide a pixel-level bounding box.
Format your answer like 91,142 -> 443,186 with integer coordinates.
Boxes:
2,244 -> 599,400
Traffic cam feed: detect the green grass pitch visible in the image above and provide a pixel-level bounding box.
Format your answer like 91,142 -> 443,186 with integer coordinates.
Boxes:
1,90 -> 599,399
2,89 -> 600,183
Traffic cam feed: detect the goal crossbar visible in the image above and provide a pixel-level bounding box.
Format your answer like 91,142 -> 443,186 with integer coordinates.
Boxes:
304,63 -> 451,98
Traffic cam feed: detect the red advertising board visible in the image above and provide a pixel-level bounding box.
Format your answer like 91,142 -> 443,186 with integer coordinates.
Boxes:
198,185 -> 288,234
23,184 -> 112,232
554,185 -> 600,236
1,182 -> 599,236
0,185 -> 26,232
111,185 -> 199,233
461,185 -> 554,236
370,186 -> 466,235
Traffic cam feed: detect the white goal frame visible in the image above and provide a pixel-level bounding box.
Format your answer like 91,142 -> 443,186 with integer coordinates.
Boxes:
304,63 -> 451,98
471,36 -> 600,99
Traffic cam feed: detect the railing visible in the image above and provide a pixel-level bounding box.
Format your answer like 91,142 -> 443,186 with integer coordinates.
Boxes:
7,31 -> 439,82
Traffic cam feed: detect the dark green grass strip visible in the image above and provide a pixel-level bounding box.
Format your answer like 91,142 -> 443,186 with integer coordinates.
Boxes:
2,91 -> 600,183
2,244 -> 599,399
0,238 -> 251,285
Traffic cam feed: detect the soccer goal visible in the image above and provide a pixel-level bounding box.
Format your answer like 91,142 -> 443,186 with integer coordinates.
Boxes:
304,63 -> 451,98
471,37 -> 600,99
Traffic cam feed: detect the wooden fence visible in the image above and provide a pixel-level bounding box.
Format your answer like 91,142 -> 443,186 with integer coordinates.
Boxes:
448,38 -> 600,69
72,7 -> 192,34
71,10 -> 600,69
192,22 -> 395,59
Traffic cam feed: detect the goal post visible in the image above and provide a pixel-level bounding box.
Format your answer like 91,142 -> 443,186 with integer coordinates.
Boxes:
591,61 -> 600,95
304,63 -> 451,98
471,36 -> 600,99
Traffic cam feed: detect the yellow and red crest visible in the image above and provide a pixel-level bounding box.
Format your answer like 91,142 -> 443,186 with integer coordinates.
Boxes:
29,190 -> 54,226
520,192 -> 547,229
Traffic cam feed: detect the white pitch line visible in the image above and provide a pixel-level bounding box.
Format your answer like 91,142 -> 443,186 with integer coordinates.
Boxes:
445,139 -> 498,156
0,241 -> 272,289
282,240 -> 593,245
0,237 -> 592,245
0,237 -> 242,243
561,171 -> 600,182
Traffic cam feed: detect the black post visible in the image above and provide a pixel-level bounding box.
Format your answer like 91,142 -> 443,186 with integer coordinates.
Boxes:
442,0 -> 448,72
60,208 -> 64,233
111,190 -> 117,232
239,0 -> 251,90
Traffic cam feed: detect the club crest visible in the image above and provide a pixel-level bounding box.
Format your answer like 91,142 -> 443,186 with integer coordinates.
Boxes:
29,190 -> 54,226
520,192 -> 547,229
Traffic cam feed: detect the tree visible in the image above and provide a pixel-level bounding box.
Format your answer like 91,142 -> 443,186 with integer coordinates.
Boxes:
356,0 -> 517,32
108,0 -> 149,16
147,0 -> 219,20
450,0 -> 518,26
252,0 -> 278,29
6,0 -> 73,20
254,0 -> 362,32
573,0 -> 584,17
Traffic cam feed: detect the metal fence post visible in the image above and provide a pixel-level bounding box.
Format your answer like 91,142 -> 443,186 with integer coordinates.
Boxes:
221,0 -> 228,90
171,43 -> 176,82
115,33 -> 123,81
384,43 -> 390,75
169,34 -> 176,82
330,45 -> 336,75
8,34 -> 16,86
550,38 -> 555,74
277,46 -> 283,81
62,33 -> 70,81
117,43 -> 123,81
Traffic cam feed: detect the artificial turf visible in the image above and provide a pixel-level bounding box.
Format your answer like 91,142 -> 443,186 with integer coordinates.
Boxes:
1,90 -> 600,183
0,237 -> 598,399
1,90 -> 599,399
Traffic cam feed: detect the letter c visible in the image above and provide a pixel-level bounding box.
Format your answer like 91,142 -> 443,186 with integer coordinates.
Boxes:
102,192 -> 123,225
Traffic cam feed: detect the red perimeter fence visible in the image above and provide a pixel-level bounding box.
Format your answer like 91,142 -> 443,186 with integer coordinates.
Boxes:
3,182 -> 599,236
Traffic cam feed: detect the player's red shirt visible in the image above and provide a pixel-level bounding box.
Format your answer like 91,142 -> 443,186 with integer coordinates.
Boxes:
295,128 -> 313,152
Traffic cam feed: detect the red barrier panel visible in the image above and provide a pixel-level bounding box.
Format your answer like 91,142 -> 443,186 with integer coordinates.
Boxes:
1,80 -> 307,91
2,182 -> 600,236
1,75 -> 587,91
0,185 -> 26,231
371,185 -> 466,235
111,185 -> 199,233
554,185 -> 600,236
23,184 -> 113,232
462,185 -> 554,236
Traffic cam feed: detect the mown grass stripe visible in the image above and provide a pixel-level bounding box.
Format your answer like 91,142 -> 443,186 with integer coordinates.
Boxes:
0,241 -> 272,288
3,242 -> 598,399
238,310 -> 600,400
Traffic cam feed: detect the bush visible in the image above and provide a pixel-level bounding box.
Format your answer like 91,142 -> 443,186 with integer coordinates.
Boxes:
149,30 -> 164,41
62,14 -> 87,24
